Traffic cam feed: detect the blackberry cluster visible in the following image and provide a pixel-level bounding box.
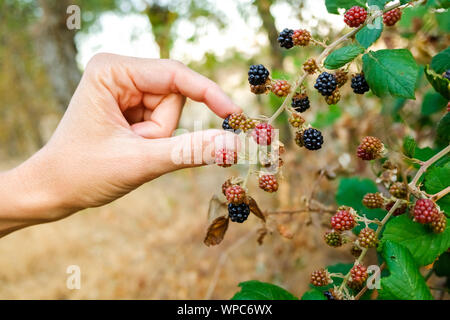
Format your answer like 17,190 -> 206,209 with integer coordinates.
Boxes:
291,93 -> 310,112
227,112 -> 247,130
349,264 -> 368,289
252,123 -> 275,146
362,193 -> 384,209
389,182 -> 407,199
241,118 -> 259,132
357,228 -> 378,248
271,80 -> 291,97
325,89 -> 340,105
344,6 -> 367,28
430,213 -> 447,234
303,58 -> 318,74
310,269 -> 331,287
302,128 -> 324,150
292,29 -> 311,46
277,28 -> 294,49
259,174 -> 279,193
324,230 -> 343,247
228,203 -> 250,223
248,64 -> 270,85
385,201 -> 408,216
225,185 -> 246,204
351,73 -> 370,94
222,115 -> 241,134
221,179 -> 233,196
357,136 -> 384,160
314,72 -> 337,96
335,70 -> 348,87
383,8 -> 402,27
331,207 -> 357,231
413,199 -> 439,224
288,112 -> 305,128
215,149 -> 237,168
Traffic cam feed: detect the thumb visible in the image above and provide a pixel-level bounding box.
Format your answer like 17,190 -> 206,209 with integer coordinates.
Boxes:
142,129 -> 240,177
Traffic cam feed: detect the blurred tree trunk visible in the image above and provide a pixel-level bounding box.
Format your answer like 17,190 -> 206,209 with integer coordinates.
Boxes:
33,0 -> 81,111
145,4 -> 178,59
254,0 -> 283,69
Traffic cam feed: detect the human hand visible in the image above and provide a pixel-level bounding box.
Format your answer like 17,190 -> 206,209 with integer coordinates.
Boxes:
0,53 -> 240,232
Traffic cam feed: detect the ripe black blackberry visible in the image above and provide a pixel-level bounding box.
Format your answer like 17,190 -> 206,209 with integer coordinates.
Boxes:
228,203 -> 250,223
222,115 -> 241,133
291,93 -> 310,112
351,73 -> 370,94
444,70 -> 450,81
314,72 -> 337,96
277,28 -> 294,49
248,64 -> 270,86
302,128 -> 324,150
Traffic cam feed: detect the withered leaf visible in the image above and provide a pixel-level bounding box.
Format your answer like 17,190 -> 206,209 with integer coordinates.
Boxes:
248,196 -> 266,222
257,227 -> 268,245
277,224 -> 293,239
204,195 -> 229,246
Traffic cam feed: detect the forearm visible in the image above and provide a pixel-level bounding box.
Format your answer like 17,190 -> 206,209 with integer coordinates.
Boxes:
0,152 -> 64,237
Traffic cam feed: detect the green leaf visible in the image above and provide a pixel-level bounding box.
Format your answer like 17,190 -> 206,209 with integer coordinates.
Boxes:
431,47 -> 450,74
424,162 -> 450,215
436,113 -> 450,148
426,0 -> 450,8
301,289 -> 327,300
362,49 -> 420,99
367,0 -> 388,9
325,0 -> 366,14
336,177 -> 386,233
436,10 -> 450,32
381,215 -> 450,266
425,65 -> 450,100
434,252 -> 450,277
403,136 -> 417,158
378,241 -> 433,300
231,280 -> 298,300
324,45 -> 365,69
356,24 -> 383,49
311,105 -> 342,129
421,91 -> 448,116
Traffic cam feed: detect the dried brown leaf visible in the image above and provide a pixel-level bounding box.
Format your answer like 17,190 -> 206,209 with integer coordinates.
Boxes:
248,196 -> 266,222
256,227 -> 268,245
204,195 -> 229,246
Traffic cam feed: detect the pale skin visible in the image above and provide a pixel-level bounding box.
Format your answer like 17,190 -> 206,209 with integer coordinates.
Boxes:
0,53 -> 241,238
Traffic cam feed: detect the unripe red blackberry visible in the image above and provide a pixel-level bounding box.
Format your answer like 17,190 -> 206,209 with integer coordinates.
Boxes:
288,112 -> 305,128
349,264 -> 368,288
357,227 -> 378,248
331,206 -> 357,231
292,29 -> 311,46
357,136 -> 384,160
344,6 -> 367,28
294,129 -> 305,147
430,213 -> 447,233
385,201 -> 408,216
221,179 -> 233,196
334,70 -> 348,87
303,128 -> 324,151
383,8 -> 402,27
252,123 -> 275,146
314,72 -> 337,96
325,89 -> 341,105
248,64 -> 270,86
259,174 -> 279,193
389,182 -> 407,199
228,112 -> 247,130
413,199 -> 440,224
271,79 -> 291,97
324,230 -> 343,247
350,245 -> 363,258
351,73 -> 370,94
291,93 -> 310,113
215,149 -> 237,168
303,58 -> 318,74
277,28 -> 294,49
225,185 -> 246,204
310,269 -> 331,287
228,203 -> 250,223
362,193 -> 384,209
